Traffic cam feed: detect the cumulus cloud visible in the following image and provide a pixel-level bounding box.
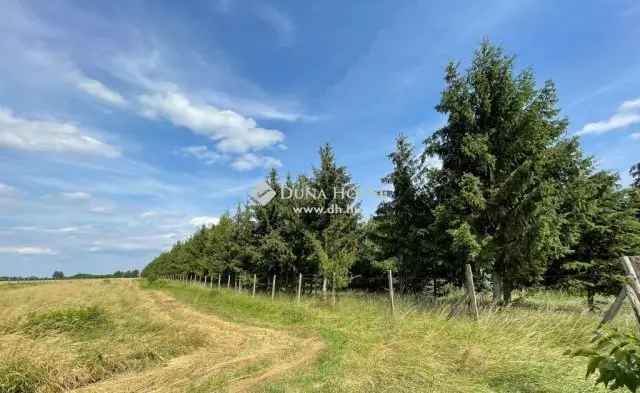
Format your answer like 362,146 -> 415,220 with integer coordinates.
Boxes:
139,91 -> 284,153
0,107 -> 120,157
73,75 -> 127,107
0,246 -> 57,255
179,145 -> 225,165
231,153 -> 282,171
579,97 -> 640,135
190,216 -> 220,227
61,191 -> 92,200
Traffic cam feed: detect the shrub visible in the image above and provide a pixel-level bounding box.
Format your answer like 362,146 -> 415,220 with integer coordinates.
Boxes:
569,329 -> 640,392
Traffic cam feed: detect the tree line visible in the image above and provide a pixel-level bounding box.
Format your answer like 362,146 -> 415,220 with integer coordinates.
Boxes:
143,41 -> 640,305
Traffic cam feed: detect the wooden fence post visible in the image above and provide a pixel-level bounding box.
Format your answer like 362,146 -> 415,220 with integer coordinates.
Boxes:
621,256 -> 640,327
465,264 -> 479,321
599,288 -> 626,328
272,274 -> 277,300
331,273 -> 336,306
388,270 -> 395,315
297,273 -> 302,304
322,277 -> 327,300
252,274 -> 257,297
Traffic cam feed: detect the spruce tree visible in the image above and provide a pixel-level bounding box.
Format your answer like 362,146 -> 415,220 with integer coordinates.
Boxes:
425,41 -> 590,303
563,172 -> 640,309
374,134 -> 435,291
631,162 -> 640,188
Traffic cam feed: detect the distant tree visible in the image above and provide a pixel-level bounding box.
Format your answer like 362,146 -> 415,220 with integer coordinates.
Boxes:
52,271 -> 64,279
425,41 -> 590,303
631,162 -> 640,188
562,172 -> 640,310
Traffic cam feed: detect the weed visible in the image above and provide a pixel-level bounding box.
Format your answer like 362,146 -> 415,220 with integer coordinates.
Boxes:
22,306 -> 110,338
0,358 -> 45,393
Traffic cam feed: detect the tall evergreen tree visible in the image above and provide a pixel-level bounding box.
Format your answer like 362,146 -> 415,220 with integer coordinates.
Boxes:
425,41 -> 590,303
631,162 -> 640,188
373,134 -> 435,291
562,172 -> 640,309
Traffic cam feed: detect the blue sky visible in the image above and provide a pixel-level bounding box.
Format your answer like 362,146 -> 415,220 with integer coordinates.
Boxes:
1,0 -> 639,277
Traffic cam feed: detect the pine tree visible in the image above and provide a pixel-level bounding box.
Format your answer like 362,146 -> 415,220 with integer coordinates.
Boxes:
373,134 -> 435,291
562,172 -> 640,310
425,41 -> 590,303
631,162 -> 640,188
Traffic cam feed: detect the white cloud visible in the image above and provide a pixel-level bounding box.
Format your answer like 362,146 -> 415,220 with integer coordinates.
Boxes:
631,132 -> 640,140
231,153 -> 282,171
89,206 -> 111,213
254,4 -> 295,47
0,246 -> 57,255
0,107 -> 120,157
49,226 -> 81,233
620,98 -> 640,112
423,155 -> 443,169
139,91 -> 284,153
190,216 -> 220,227
0,182 -> 16,195
13,225 -> 89,234
579,97 -> 640,135
179,145 -> 225,165
74,76 -> 127,107
140,210 -> 160,218
61,191 -> 91,200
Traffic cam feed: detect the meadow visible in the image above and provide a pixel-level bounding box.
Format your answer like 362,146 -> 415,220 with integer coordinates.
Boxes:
0,279 -> 636,392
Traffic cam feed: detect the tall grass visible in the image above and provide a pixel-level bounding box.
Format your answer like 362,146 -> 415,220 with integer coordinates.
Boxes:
152,281 -> 634,392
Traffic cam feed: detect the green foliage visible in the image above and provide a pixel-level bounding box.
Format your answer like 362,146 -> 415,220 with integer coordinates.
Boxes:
631,163 -> 640,189
142,41 -> 638,309
52,271 -> 64,279
560,172 -> 640,307
0,358 -> 45,393
23,306 -> 110,337
373,134 -> 436,290
144,143 -> 360,290
570,330 -> 640,392
425,40 -> 591,302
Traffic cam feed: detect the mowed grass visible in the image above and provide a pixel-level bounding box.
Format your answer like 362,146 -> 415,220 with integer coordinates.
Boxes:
2,279 -> 636,393
0,279 -> 205,393
152,281 -> 638,393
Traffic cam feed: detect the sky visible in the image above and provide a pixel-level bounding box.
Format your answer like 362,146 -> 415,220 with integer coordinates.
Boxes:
1,0 -> 639,277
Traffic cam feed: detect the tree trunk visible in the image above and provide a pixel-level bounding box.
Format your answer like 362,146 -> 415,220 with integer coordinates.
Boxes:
587,288 -> 595,312
502,277 -> 513,305
492,271 -> 503,304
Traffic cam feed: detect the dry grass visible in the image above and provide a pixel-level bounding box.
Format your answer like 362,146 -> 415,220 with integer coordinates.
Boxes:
3,279 -> 635,392
0,279 -> 323,393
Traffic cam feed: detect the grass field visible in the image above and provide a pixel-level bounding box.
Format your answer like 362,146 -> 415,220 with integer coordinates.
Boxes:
1,279 -> 636,392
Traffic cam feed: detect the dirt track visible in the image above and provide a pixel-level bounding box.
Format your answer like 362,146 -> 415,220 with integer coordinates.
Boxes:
70,285 -> 325,393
